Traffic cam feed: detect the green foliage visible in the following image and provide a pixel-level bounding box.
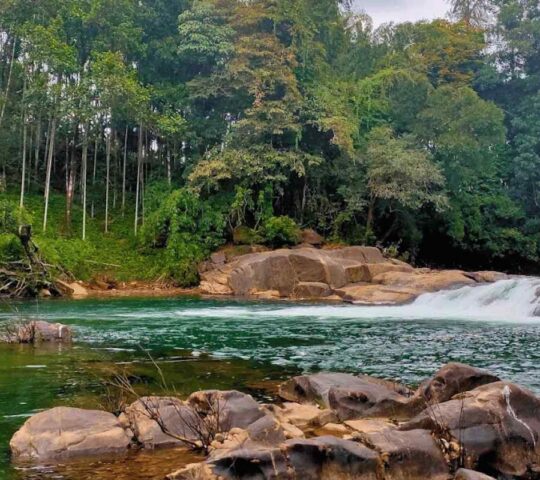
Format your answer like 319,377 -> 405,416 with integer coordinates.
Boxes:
366,126 -> 447,211
141,189 -> 227,285
1,0 -> 539,278
262,216 -> 301,247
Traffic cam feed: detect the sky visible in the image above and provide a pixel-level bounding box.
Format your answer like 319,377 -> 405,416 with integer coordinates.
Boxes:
354,0 -> 449,26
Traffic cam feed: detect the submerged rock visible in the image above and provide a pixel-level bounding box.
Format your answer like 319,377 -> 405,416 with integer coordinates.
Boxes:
199,245 -> 497,304
10,407 -> 133,460
2,320 -> 72,344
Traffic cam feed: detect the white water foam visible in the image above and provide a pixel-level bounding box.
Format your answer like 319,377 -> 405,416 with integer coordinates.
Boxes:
170,277 -> 540,323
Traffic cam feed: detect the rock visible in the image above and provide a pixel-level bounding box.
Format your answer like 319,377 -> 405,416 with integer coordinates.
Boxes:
411,363 -> 500,408
279,372 -> 412,421
455,469 -> 497,480
211,446 -> 289,479
200,245 -> 502,304
271,402 -> 325,430
328,381 -> 410,421
360,428 -> 449,480
56,280 -> 89,298
124,397 -> 200,448
10,407 -> 132,460
355,263 -> 414,283
374,269 -> 476,292
400,381 -> 540,477
301,229 -> 324,246
188,390 -> 265,431
467,271 -> 508,283
288,250 -> 347,288
335,284 -> 418,305
286,436 -> 381,480
7,320 -> 73,344
167,463 -> 217,480
328,246 -> 386,264
210,252 -> 226,265
38,288 -> 52,298
314,422 -> 350,437
345,419 -> 397,435
293,281 -> 332,299
244,415 -> 286,446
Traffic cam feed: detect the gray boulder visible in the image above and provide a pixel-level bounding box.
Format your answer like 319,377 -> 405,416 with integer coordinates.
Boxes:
401,381 -> 540,477
10,407 -> 132,460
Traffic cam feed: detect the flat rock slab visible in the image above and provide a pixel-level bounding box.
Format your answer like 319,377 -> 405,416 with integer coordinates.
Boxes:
10,407 -> 132,461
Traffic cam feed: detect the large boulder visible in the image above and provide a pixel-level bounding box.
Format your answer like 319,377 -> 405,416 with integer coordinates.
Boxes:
199,245 -> 503,303
401,381 -> 540,477
279,373 -> 412,421
124,396 -> 200,448
210,446 -> 289,479
187,390 -> 266,431
285,436 -> 381,480
10,407 -> 132,460
359,428 -> 449,480
300,229 -> 324,246
410,363 -> 500,410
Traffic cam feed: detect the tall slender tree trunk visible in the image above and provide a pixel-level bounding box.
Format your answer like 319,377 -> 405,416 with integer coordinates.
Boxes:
19,118 -> 27,209
65,128 -> 78,233
81,126 -> 88,240
0,36 -> 16,131
43,117 -> 57,232
91,135 -> 98,218
134,123 -> 143,235
365,196 -> 376,244
105,129 -> 111,233
166,144 -> 172,186
122,126 -> 128,214
34,119 -> 42,185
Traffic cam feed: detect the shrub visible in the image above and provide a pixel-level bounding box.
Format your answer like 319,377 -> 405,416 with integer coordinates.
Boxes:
141,189 -> 227,286
262,216 -> 301,247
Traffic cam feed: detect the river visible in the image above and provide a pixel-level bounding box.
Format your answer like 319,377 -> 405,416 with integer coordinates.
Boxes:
1,277 -> 540,479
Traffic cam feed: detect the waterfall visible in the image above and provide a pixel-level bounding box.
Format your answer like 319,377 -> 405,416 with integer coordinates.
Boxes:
168,277 -> 540,323
406,277 -> 540,321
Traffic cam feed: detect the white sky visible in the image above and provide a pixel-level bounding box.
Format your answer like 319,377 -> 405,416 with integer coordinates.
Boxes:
354,0 -> 449,26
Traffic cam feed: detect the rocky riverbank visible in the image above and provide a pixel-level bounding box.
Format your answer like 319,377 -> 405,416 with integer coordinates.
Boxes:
9,363 -> 540,479
199,245 -> 506,305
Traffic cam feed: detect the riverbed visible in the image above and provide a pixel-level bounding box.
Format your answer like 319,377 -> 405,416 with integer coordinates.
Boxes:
1,278 -> 540,479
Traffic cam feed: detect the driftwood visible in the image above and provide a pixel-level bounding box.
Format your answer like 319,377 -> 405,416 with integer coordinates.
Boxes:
0,225 -> 69,298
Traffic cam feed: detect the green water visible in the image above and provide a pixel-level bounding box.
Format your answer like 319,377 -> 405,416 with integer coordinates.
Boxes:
1,294 -> 540,479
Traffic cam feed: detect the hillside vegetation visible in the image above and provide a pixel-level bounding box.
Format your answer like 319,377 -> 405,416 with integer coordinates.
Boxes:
0,0 -> 539,287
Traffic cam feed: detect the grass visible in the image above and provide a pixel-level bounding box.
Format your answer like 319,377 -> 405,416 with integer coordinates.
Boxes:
1,192 -> 173,283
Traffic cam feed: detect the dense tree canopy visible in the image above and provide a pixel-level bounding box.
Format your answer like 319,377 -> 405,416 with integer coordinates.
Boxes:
0,0 -> 539,282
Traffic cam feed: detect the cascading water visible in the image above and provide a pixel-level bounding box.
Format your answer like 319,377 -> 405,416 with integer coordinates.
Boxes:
403,276 -> 540,321
168,276 -> 540,323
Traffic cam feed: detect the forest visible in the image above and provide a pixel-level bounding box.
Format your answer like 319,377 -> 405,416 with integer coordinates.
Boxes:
0,0 -> 539,286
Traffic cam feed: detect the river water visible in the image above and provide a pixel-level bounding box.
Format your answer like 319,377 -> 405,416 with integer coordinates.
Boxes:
1,277 -> 540,479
